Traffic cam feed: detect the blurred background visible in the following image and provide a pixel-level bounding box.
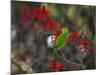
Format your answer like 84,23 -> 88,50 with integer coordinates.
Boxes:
11,1 -> 96,75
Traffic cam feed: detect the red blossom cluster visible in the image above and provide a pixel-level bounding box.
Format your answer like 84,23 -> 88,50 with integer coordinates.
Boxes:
20,4 -> 64,34
48,60 -> 65,71
79,39 -> 94,53
67,32 -> 94,53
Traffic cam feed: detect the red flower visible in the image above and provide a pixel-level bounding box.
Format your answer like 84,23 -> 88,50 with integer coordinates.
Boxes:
32,6 -> 49,22
70,32 -> 79,38
79,40 -> 90,46
79,39 -> 94,53
48,60 -> 65,71
67,31 -> 79,44
50,26 -> 62,44
45,18 -> 57,32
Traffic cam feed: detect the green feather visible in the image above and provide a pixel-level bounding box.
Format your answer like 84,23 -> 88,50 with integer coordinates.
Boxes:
55,27 -> 69,50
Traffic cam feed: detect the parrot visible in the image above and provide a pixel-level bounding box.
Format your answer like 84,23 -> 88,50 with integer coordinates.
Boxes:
55,27 -> 69,50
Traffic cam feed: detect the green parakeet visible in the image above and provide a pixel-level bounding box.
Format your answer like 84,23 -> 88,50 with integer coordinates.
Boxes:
55,27 -> 69,50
